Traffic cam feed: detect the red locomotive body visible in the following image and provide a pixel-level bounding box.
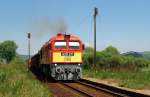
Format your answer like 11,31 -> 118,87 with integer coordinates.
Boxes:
31,33 -> 84,80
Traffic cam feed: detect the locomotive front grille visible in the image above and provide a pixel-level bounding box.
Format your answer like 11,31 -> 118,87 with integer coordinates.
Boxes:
51,64 -> 82,80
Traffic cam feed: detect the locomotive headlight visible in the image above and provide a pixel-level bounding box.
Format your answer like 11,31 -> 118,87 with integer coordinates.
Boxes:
55,64 -> 57,66
78,64 -> 80,66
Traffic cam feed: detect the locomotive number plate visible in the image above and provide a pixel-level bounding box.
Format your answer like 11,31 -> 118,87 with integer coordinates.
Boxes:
61,52 -> 74,56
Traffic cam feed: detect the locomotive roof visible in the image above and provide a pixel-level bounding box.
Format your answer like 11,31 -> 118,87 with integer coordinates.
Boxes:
41,33 -> 82,49
50,33 -> 81,41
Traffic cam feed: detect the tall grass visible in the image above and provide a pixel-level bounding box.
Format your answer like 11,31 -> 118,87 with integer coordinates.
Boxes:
0,57 -> 51,97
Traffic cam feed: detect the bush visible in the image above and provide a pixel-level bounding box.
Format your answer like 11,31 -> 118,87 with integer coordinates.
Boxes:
0,72 -> 7,82
83,46 -> 149,71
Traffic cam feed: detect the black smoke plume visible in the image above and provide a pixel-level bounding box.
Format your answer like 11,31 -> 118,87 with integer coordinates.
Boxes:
29,17 -> 68,54
30,17 -> 68,38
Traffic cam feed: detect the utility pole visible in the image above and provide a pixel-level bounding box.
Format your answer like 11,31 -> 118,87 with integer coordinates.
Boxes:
27,32 -> 31,71
93,7 -> 98,68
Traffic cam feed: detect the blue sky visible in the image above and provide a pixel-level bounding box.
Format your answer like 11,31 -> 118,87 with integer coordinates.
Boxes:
0,0 -> 150,54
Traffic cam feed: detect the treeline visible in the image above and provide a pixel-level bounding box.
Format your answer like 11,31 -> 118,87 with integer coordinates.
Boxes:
0,40 -> 17,64
83,46 -> 150,71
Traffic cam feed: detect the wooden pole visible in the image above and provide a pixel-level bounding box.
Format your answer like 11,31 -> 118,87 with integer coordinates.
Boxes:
93,7 -> 98,68
27,32 -> 31,71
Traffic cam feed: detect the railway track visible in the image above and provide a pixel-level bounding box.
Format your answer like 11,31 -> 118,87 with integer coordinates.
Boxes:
48,79 -> 150,97
45,79 -> 150,97
60,81 -> 124,97
46,80 -> 117,97
77,79 -> 150,97
31,68 -> 150,97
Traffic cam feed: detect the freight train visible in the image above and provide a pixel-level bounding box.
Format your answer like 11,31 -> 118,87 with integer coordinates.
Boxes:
30,33 -> 84,80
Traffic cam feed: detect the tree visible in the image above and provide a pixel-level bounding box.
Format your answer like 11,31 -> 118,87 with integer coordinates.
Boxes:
84,47 -> 94,54
83,47 -> 94,68
103,46 -> 120,55
109,55 -> 122,68
0,41 -> 17,62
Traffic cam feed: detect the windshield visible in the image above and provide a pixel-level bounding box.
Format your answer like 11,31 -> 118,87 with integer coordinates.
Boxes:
69,42 -> 80,49
54,42 -> 66,49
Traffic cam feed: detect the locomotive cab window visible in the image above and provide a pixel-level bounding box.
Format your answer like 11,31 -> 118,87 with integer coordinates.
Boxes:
54,42 -> 66,49
69,42 -> 80,49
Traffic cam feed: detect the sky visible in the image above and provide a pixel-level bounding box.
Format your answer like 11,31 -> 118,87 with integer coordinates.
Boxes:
0,0 -> 150,55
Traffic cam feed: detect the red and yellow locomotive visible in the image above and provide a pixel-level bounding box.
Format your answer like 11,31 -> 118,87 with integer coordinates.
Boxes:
31,33 -> 84,80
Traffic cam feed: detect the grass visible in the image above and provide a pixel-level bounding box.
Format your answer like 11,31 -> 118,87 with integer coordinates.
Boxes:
0,58 -> 51,97
83,67 -> 150,89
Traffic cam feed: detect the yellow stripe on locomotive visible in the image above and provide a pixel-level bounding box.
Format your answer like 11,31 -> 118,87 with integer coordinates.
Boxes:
53,52 -> 82,63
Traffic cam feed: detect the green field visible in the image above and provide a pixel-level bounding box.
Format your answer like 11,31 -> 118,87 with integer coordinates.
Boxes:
83,68 -> 150,89
0,58 -> 51,97
82,46 -> 150,89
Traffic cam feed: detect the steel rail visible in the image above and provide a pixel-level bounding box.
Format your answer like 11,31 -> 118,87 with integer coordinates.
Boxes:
61,82 -> 93,97
80,79 -> 150,97
76,80 -> 127,97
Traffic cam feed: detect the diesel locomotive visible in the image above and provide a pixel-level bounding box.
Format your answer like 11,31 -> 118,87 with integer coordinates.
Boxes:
30,33 -> 84,80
